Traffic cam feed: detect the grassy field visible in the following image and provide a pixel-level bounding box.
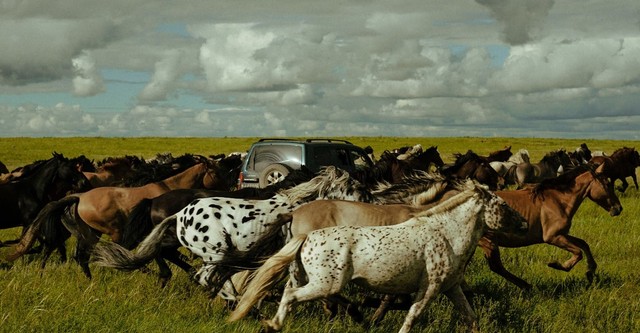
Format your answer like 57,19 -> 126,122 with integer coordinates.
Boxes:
1,137 -> 639,332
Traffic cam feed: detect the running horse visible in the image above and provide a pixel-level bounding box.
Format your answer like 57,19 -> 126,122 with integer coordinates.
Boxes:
591,147 -> 640,192
6,156 -> 229,278
91,166 -> 375,294
480,163 -> 623,289
114,167 -> 316,285
441,150 -> 504,190
507,149 -> 572,188
0,153 -> 91,247
228,181 -> 528,333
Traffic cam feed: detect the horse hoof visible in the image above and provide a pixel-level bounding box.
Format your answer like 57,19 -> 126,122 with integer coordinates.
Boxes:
547,261 -> 567,271
259,320 -> 279,333
586,271 -> 596,285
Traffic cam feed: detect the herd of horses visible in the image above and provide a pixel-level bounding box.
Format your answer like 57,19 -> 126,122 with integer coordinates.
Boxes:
0,142 -> 638,332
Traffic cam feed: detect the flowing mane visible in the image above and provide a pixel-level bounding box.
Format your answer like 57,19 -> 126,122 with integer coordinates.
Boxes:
531,164 -> 593,199
372,171 -> 448,205
278,166 -> 373,204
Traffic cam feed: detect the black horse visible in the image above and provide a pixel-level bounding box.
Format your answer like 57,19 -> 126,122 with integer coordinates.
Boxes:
0,152 -> 91,253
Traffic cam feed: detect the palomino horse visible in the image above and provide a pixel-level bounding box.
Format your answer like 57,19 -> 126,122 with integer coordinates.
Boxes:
591,147 -> 640,192
91,166 -> 375,294
441,150 -> 504,190
480,163 -> 623,289
6,157 -> 227,278
0,153 -> 91,248
228,181 -> 528,333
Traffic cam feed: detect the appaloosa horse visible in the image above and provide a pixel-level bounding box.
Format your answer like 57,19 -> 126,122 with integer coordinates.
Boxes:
228,181 -> 527,333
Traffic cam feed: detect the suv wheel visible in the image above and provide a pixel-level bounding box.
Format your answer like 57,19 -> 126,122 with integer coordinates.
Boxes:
259,164 -> 291,187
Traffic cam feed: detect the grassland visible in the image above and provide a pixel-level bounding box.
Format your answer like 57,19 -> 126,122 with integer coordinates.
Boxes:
1,137 -> 639,333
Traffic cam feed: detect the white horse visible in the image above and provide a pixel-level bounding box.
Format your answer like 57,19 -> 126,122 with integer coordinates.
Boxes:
229,180 -> 528,333
92,166 -> 374,296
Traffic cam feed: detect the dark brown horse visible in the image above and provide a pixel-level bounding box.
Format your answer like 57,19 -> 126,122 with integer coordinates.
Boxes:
485,145 -> 512,162
0,153 -> 91,249
591,147 -> 640,192
366,146 -> 445,185
441,150 -> 504,190
6,157 -> 228,278
83,155 -> 145,187
480,163 -> 622,289
0,160 -> 9,174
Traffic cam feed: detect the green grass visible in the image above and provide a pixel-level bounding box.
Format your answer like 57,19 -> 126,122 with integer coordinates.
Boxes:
1,137 -> 640,332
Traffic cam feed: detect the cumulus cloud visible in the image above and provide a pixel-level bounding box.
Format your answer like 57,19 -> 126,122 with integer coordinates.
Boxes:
476,0 -> 555,45
0,18 -> 116,85
72,51 -> 105,96
2,1 -> 640,139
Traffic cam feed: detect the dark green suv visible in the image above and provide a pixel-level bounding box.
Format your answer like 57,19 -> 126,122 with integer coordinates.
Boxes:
237,138 -> 373,188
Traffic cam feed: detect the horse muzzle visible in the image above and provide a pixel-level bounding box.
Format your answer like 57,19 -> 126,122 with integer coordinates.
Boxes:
609,204 -> 623,217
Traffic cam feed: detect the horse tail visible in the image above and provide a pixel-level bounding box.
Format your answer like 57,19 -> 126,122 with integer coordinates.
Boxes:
5,195 -> 79,262
228,234 -> 307,322
92,215 -> 178,271
120,198 -> 154,249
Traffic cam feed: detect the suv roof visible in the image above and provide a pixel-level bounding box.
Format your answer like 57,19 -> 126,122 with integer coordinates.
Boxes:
238,138 -> 372,188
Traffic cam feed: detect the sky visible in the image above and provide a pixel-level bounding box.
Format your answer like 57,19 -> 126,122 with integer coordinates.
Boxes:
1,1 -> 640,139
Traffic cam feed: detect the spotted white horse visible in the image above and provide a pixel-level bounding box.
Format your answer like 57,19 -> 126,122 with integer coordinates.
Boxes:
92,166 -> 374,296
229,180 -> 528,333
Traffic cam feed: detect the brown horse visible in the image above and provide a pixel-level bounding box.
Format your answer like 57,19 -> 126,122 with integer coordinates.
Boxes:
6,158 -> 227,278
480,163 -> 622,290
485,145 -> 512,162
591,147 -> 640,192
83,155 -> 144,187
441,150 -> 505,190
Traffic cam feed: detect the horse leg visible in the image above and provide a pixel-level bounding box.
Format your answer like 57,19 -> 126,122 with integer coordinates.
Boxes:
443,284 -> 479,333
546,234 -> 596,284
324,294 -> 363,323
478,237 -> 532,290
61,213 -> 100,279
397,282 -> 439,333
618,178 -> 629,192
632,174 -> 639,190
262,281 -> 332,333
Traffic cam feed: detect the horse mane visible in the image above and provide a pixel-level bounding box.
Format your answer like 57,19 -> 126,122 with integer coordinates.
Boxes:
278,166 -> 371,203
611,147 -> 636,159
119,153 -> 199,187
412,179 -> 484,219
531,164 -> 593,199
372,171 -> 448,205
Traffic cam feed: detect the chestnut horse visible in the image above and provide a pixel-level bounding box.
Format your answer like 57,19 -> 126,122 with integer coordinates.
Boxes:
6,157 -> 227,278
481,163 -> 622,289
591,147 -> 640,192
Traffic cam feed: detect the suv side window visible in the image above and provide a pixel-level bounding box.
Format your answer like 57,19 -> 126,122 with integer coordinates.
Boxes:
310,146 -> 351,170
251,145 -> 302,173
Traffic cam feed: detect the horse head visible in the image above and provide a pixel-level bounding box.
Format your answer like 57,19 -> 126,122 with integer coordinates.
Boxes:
589,163 -> 623,217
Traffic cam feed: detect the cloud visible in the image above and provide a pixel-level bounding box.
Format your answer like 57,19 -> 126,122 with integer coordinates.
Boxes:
0,18 -> 117,85
138,50 -> 192,101
476,0 -> 555,45
72,51 -> 105,96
